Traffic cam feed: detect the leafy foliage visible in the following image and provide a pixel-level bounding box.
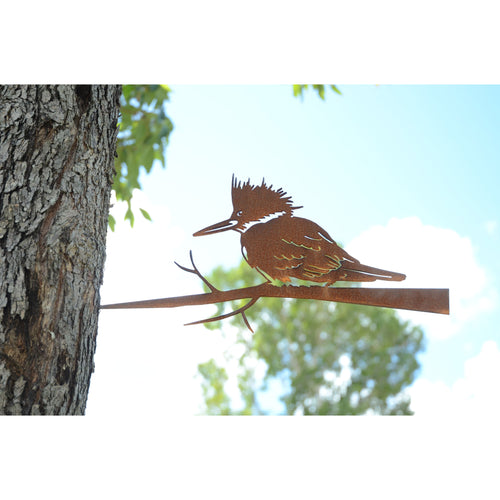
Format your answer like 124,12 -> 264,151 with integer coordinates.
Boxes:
293,84 -> 342,100
197,260 -> 425,415
111,84 -> 173,230
198,359 -> 232,415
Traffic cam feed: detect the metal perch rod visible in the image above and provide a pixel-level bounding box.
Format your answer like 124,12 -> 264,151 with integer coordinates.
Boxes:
101,285 -> 449,315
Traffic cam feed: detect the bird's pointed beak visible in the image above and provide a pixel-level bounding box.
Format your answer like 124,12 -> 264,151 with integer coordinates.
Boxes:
193,218 -> 238,237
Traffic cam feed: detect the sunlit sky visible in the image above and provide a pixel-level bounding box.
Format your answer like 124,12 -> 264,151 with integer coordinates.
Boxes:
88,84 -> 500,416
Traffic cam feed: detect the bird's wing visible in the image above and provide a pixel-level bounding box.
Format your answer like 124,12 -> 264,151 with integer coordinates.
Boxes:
272,217 -> 359,280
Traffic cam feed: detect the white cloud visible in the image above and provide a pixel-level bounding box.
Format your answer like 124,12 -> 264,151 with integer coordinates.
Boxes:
408,340 -> 500,415
346,217 -> 498,340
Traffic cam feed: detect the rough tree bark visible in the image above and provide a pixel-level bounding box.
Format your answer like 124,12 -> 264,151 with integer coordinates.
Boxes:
0,85 -> 121,415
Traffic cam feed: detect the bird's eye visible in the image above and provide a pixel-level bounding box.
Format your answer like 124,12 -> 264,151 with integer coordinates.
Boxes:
237,210 -> 243,217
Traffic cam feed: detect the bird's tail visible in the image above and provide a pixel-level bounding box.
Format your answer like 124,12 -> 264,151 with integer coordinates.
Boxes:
341,262 -> 406,282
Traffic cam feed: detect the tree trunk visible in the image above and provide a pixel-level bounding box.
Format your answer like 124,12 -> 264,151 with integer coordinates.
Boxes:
0,85 -> 121,414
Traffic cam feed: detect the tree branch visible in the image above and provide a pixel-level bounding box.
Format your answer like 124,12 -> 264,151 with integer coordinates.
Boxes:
100,285 -> 449,314
101,252 -> 450,331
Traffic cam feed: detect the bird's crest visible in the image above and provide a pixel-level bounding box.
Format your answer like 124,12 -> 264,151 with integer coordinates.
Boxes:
231,175 -> 302,221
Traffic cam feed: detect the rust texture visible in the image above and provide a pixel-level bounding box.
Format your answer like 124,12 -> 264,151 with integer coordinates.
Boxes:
194,176 -> 407,285
101,257 -> 449,332
101,284 -> 449,315
102,176 -> 450,331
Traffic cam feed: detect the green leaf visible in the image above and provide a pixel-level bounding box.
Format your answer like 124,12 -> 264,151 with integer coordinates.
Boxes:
330,85 -> 342,95
292,84 -> 304,98
124,204 -> 135,227
313,84 -> 325,100
108,214 -> 116,232
292,84 -> 341,101
139,208 -> 152,222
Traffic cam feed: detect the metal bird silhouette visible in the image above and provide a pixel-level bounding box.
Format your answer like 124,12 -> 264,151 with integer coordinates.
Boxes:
194,176 -> 406,285
101,175 -> 448,330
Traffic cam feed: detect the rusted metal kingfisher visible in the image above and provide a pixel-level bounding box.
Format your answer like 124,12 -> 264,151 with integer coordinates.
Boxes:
101,175 -> 449,327
194,176 -> 406,285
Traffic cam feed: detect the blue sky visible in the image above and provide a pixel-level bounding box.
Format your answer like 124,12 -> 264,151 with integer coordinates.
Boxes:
89,85 -> 500,416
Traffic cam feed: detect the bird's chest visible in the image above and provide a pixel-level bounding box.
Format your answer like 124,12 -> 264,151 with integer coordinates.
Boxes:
240,223 -> 271,266
240,219 -> 294,271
